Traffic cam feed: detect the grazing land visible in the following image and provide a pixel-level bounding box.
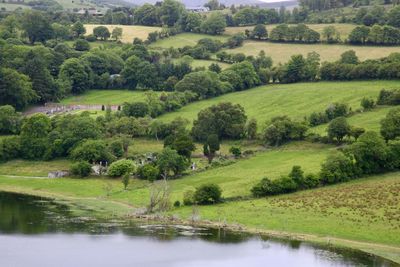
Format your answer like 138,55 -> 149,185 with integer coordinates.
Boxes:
60,90 -> 152,105
225,23 -> 357,40
158,80 -> 399,128
226,41 -> 400,63
84,25 -> 162,43
149,33 -> 230,49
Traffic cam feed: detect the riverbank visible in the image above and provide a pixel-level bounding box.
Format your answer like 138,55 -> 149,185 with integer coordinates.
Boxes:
0,182 -> 399,265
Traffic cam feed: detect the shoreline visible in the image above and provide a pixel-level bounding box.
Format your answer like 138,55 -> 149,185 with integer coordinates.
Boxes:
1,186 -> 399,265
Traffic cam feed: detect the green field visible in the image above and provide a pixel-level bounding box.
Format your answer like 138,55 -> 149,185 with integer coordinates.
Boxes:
158,80 -> 400,129
84,25 -> 162,43
225,23 -> 357,40
61,90 -> 152,105
311,106 -> 395,136
226,41 -> 400,63
0,3 -> 30,11
149,33 -> 230,49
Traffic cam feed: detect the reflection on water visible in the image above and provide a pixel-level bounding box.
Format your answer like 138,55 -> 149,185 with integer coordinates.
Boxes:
0,192 -> 397,267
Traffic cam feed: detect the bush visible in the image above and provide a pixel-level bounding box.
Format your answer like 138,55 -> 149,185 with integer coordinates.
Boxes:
361,97 -> 375,110
70,161 -> 92,177
194,184 -> 222,205
320,153 -> 356,184
183,190 -> 195,205
173,200 -> 181,207
251,175 -> 298,197
108,159 -> 135,177
229,146 -> 242,158
302,174 -> 321,189
136,164 -> 160,181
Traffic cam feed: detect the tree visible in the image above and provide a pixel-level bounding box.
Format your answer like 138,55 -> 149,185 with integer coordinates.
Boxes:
340,50 -> 358,64
192,102 -> 247,141
71,140 -> 114,163
200,12 -> 226,35
70,161 -> 92,177
137,164 -> 160,181
0,68 -> 36,110
180,12 -> 202,32
351,131 -> 388,174
93,26 -> 111,41
194,184 -> 222,204
108,159 -> 135,177
263,116 -> 308,146
348,26 -> 370,44
21,10 -> 53,44
360,97 -> 375,110
157,147 -> 189,179
322,25 -> 340,43
381,107 -> 400,142
20,114 -> 51,160
133,4 -> 159,26
160,0 -> 184,26
320,153 -> 356,184
0,105 -> 21,134
246,118 -> 257,139
327,117 -> 350,143
71,21 -> 86,38
203,134 -> 220,163
112,27 -> 123,41
22,52 -> 60,103
175,71 -> 223,99
122,102 -> 149,117
388,6 -> 400,28
167,133 -> 196,159
73,39 -> 90,51
59,58 -> 93,94
52,23 -> 70,41
349,126 -> 365,141
251,24 -> 268,39
121,56 -> 158,89
122,173 -> 130,190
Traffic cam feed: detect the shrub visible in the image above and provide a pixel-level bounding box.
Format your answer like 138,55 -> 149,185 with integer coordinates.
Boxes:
70,161 -> 92,177
108,159 -> 135,177
173,200 -> 181,207
109,139 -> 124,158
70,140 -> 114,163
361,97 -> 375,110
136,164 -> 160,181
229,146 -> 242,158
302,174 -> 321,189
194,184 -> 222,205
320,153 -> 356,184
183,190 -> 195,205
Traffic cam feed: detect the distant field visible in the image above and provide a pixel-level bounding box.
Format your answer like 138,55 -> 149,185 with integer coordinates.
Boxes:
173,58 -> 231,70
311,106 -> 394,136
226,41 -> 400,63
84,25 -> 162,43
149,33 -> 230,49
0,159 -> 71,177
0,3 -> 30,10
61,90 -> 153,105
225,23 -> 356,40
158,80 -> 399,127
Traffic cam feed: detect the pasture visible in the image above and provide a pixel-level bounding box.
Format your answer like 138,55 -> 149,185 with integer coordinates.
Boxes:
158,80 -> 399,128
226,41 -> 400,63
84,25 -> 162,43
149,33 -> 230,49
225,23 -> 357,40
60,90 -> 152,105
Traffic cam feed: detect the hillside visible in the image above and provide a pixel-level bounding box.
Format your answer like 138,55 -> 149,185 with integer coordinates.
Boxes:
158,80 -> 398,130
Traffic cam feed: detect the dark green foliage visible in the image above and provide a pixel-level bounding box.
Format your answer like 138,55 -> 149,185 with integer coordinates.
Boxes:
157,147 -> 189,179
325,103 -> 349,120
0,67 -> 36,110
122,173 -> 130,190
351,131 -> 388,174
20,114 -> 51,160
349,126 -> 365,141
70,161 -> 92,178
175,71 -> 226,99
251,176 -> 298,197
320,153 -> 357,184
327,117 -> 351,143
377,89 -> 400,106
203,134 -> 220,163
59,58 -> 93,94
246,118 -> 258,140
0,105 -> 22,134
166,133 -> 196,159
381,107 -> 400,141
0,136 -> 21,162
251,24 -> 268,40
109,139 -> 124,158
71,140 -> 114,164
194,184 -> 222,205
192,102 -> 247,141
361,97 -> 375,110
73,39 -> 90,51
263,116 -> 308,146
340,50 -> 359,65
229,146 -> 241,158
200,12 -> 226,35
137,164 -> 160,181
93,26 -> 110,41
21,10 -> 53,44
122,102 -> 149,118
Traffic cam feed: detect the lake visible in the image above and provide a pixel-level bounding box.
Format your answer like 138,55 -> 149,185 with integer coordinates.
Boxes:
0,191 -> 395,267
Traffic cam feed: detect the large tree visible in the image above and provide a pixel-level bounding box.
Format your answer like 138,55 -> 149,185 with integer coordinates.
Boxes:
59,58 -> 93,94
200,12 -> 226,35
0,67 -> 36,110
21,10 -> 53,44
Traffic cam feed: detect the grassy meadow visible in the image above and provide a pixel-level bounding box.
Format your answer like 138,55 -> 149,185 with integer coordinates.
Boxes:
158,80 -> 399,129
84,25 -> 162,43
60,90 -> 152,105
226,41 -> 400,63
225,23 -> 357,40
149,33 -> 230,49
